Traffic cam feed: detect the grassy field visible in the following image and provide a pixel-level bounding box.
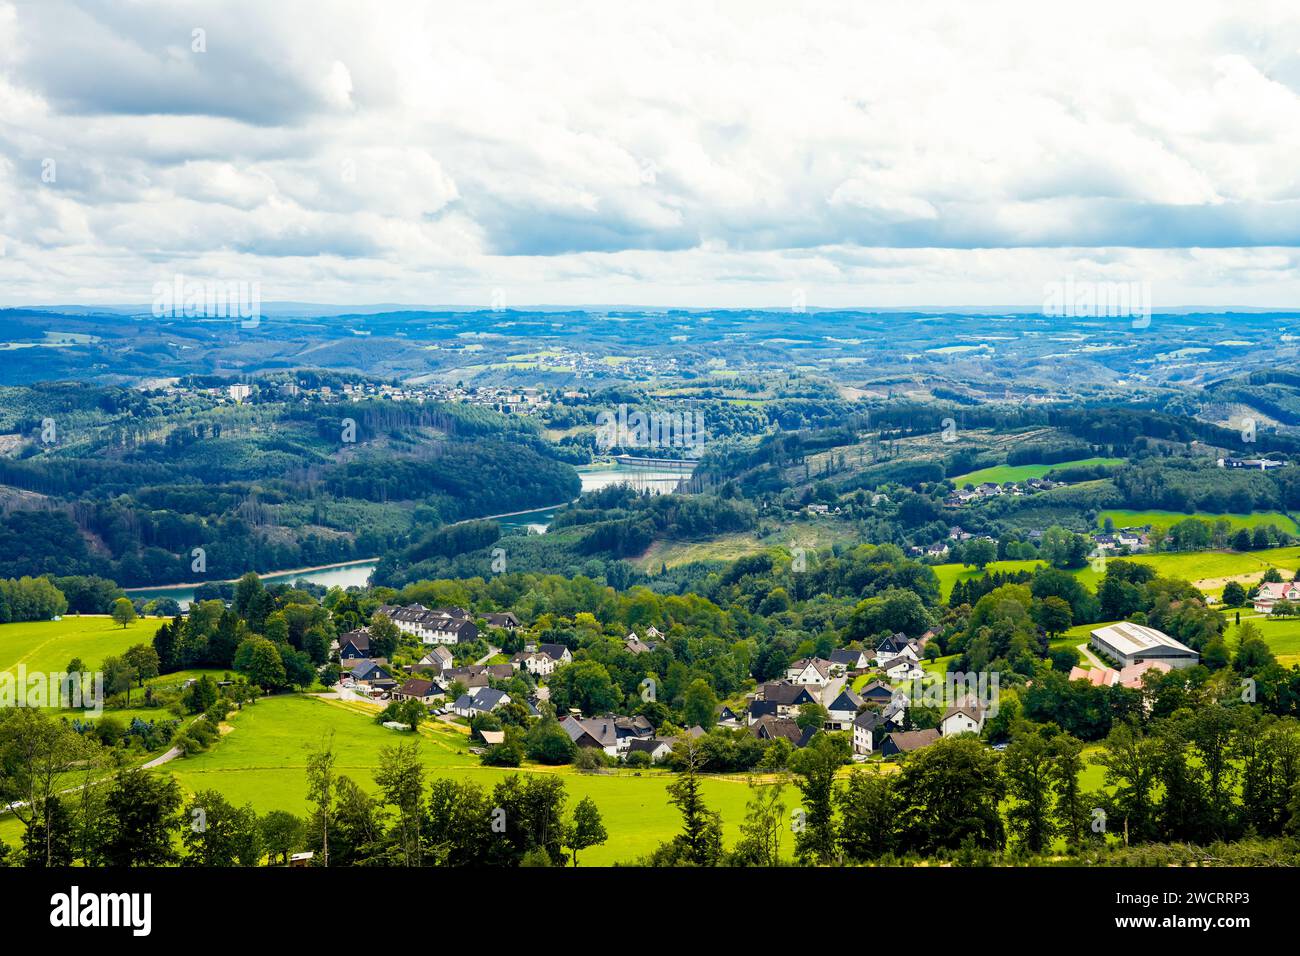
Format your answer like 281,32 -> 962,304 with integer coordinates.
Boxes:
951,457 -> 1123,486
0,616 -> 161,676
634,524 -> 859,572
933,560 -> 1045,600
936,547 -> 1300,600
1225,615 -> 1300,667
1098,509 -> 1300,535
163,694 -> 762,865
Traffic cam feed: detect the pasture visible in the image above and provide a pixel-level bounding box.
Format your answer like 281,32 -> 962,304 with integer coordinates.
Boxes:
165,694 -> 763,865
951,457 -> 1123,486
0,616 -> 161,677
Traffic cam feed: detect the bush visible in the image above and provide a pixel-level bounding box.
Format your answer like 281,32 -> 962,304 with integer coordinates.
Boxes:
574,746 -> 612,771
624,749 -> 652,768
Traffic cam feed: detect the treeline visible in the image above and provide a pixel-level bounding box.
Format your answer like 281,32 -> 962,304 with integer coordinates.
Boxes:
669,707 -> 1300,867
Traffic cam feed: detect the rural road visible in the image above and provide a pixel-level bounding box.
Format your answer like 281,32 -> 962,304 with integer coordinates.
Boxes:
1076,642 -> 1107,669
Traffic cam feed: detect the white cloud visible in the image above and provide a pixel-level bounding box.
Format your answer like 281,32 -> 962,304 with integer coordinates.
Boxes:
3,0 -> 1300,305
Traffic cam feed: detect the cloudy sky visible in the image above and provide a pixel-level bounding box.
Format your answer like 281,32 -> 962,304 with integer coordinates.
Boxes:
3,0 -> 1300,308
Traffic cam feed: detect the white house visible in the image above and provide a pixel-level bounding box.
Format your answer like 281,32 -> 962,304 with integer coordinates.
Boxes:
852,709 -> 881,755
883,657 -> 924,682
786,657 -> 835,686
940,698 -> 987,737
1253,580 -> 1300,614
451,687 -> 511,718
512,649 -> 558,676
825,689 -> 864,731
874,633 -> 920,667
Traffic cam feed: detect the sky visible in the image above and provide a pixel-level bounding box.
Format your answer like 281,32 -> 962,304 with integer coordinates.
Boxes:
3,0 -> 1300,309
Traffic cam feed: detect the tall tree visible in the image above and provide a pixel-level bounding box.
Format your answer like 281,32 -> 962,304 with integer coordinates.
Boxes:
789,731 -> 850,864
565,795 -> 608,867
1002,727 -> 1056,852
305,733 -> 337,867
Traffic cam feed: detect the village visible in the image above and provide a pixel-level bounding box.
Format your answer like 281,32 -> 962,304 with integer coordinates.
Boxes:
328,599 -> 1202,766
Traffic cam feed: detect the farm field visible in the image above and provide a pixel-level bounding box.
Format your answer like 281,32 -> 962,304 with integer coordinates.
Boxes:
1225,615 -> 1300,667
1070,546 -> 1300,592
932,547 -> 1300,596
634,523 -> 858,572
164,694 -> 762,866
0,616 -> 161,677
1098,509 -> 1300,535
951,457 -> 1124,485
933,560 -> 1045,600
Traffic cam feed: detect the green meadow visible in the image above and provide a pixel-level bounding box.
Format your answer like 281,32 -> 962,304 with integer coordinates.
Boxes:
951,457 -> 1123,486
0,616 -> 161,676
164,694 -> 762,865
933,559 -> 1046,600
1225,615 -> 1300,667
935,545 -> 1300,599
1098,509 -> 1300,535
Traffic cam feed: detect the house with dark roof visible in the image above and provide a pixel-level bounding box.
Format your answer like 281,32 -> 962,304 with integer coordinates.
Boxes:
829,647 -> 870,671
757,681 -> 820,718
875,632 -> 920,666
439,668 -> 490,691
451,687 -> 511,718
482,612 -> 521,630
338,628 -> 371,660
883,657 -> 924,682
345,659 -> 391,685
858,680 -> 898,705
749,715 -> 816,748
852,709 -> 882,755
826,689 -> 864,731
394,678 -> 440,704
560,714 -> 654,756
537,643 -> 573,665
379,604 -> 480,645
881,729 -> 940,757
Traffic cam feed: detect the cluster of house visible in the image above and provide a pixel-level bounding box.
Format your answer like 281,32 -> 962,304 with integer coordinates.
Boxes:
336,609 -> 990,763
374,603 -> 521,645
1091,528 -> 1151,553
728,631 -> 981,760
912,526 -> 998,560
944,476 -> 1062,507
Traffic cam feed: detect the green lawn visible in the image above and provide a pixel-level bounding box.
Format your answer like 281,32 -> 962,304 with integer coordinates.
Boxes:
164,694 -> 763,865
1226,615 -> 1300,667
0,616 -> 161,676
1098,509 -> 1300,535
1071,547 -> 1300,593
952,457 -> 1123,486
933,560 -> 1045,600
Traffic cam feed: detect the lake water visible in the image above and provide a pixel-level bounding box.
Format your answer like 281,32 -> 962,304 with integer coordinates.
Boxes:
129,461 -> 693,608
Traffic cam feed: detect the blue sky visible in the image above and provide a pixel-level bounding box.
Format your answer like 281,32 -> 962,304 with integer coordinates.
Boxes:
4,1 -> 1300,308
